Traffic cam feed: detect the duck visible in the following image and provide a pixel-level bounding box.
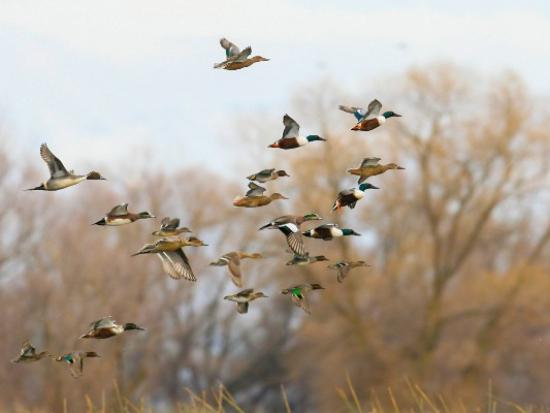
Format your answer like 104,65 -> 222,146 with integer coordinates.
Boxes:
93,203 -> 155,226
268,114 -> 326,150
247,168 -> 290,183
286,254 -> 329,266
332,183 -> 379,211
214,38 -> 269,70
132,237 -> 207,281
55,351 -> 100,379
328,260 -> 370,283
79,316 -> 145,339
303,223 -> 361,240
233,192 -> 288,208
347,158 -> 405,184
224,289 -> 268,314
340,99 -> 401,131
27,143 -> 106,191
152,217 -> 192,237
11,340 -> 51,363
281,283 -> 325,314
210,251 -> 263,287
259,213 -> 322,256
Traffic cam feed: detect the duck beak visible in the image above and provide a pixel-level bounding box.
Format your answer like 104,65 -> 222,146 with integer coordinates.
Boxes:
352,231 -> 361,236
397,166 -> 405,170
394,113 -> 402,117
372,185 -> 380,189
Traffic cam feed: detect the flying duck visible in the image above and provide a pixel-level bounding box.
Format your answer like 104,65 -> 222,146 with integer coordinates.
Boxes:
224,288 -> 268,314
281,283 -> 325,314
332,183 -> 379,211
268,115 -> 325,150
27,143 -> 106,191
210,251 -> 263,287
339,99 -> 401,131
55,351 -> 100,379
214,38 -> 269,70
247,168 -> 290,183
93,203 -> 155,226
286,254 -> 329,266
347,158 -> 405,184
328,260 -> 370,283
152,217 -> 192,237
11,341 -> 51,363
259,213 -> 322,256
79,316 -> 145,339
303,223 -> 361,240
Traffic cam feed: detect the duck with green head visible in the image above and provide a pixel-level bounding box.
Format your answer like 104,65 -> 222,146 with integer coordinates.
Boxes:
281,283 -> 325,314
347,157 -> 405,184
339,99 -> 401,131
224,289 -> 268,314
259,213 -> 322,256
93,203 -> 155,226
303,223 -> 360,240
79,316 -> 145,339
268,114 -> 326,150
27,143 -> 106,191
332,183 -> 379,211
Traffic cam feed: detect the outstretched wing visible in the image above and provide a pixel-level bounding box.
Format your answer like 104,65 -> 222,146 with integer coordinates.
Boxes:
21,341 -> 36,357
234,46 -> 252,62
108,204 -> 129,217
219,38 -> 241,59
282,114 -> 300,138
225,253 -> 243,287
89,316 -> 116,329
157,249 -> 196,281
277,223 -> 307,256
40,143 -> 69,178
359,99 -> 382,121
246,182 -> 266,197
160,217 -> 180,231
237,302 -> 249,314
338,105 -> 366,122
360,157 -> 381,168
291,293 -> 311,314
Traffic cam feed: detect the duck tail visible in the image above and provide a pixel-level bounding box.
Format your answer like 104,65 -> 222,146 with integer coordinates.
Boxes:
92,218 -> 106,226
268,142 -> 279,148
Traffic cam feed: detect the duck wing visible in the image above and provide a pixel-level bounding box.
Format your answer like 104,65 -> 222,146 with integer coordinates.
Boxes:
40,143 -> 69,178
225,253 -> 243,287
160,217 -> 180,231
360,157 -> 381,168
292,293 -> 311,314
21,341 -> 36,357
338,105 -> 366,122
219,38 -> 241,59
359,99 -> 382,121
108,203 -> 129,217
282,114 -> 300,138
237,302 -> 249,314
157,249 -> 196,281
234,46 -> 252,62
89,316 -> 116,329
277,223 -> 307,256
246,182 -> 266,197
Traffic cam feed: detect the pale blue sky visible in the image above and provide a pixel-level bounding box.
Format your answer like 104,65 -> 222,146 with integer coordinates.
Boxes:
1,0 -> 549,173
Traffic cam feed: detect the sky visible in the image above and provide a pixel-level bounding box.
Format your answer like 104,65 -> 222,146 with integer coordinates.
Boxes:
1,0 -> 549,173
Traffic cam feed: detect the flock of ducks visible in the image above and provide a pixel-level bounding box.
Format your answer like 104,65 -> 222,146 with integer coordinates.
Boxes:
13,37 -> 404,378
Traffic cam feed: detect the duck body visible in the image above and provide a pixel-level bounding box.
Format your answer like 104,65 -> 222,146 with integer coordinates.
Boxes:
347,158 -> 405,184
351,111 -> 401,131
233,193 -> 288,208
259,213 -> 321,256
328,260 -> 370,283
224,288 -> 268,314
80,316 -> 145,339
303,224 -> 360,240
332,183 -> 378,211
286,254 -> 329,266
268,114 -> 325,150
93,203 -> 155,226
27,143 -> 106,191
216,56 -> 269,70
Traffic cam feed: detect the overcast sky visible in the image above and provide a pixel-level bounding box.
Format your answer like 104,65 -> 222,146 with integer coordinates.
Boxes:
1,0 -> 549,172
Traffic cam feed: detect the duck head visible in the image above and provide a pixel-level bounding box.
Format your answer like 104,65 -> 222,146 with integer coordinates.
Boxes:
342,229 -> 361,236
86,171 -> 106,180
382,111 -> 402,119
270,193 -> 288,200
253,291 -> 269,299
276,170 -> 290,177
306,135 -> 326,142
138,211 -> 156,219
251,56 -> 269,63
387,163 -> 405,170
123,323 -> 145,331
359,183 -> 379,191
